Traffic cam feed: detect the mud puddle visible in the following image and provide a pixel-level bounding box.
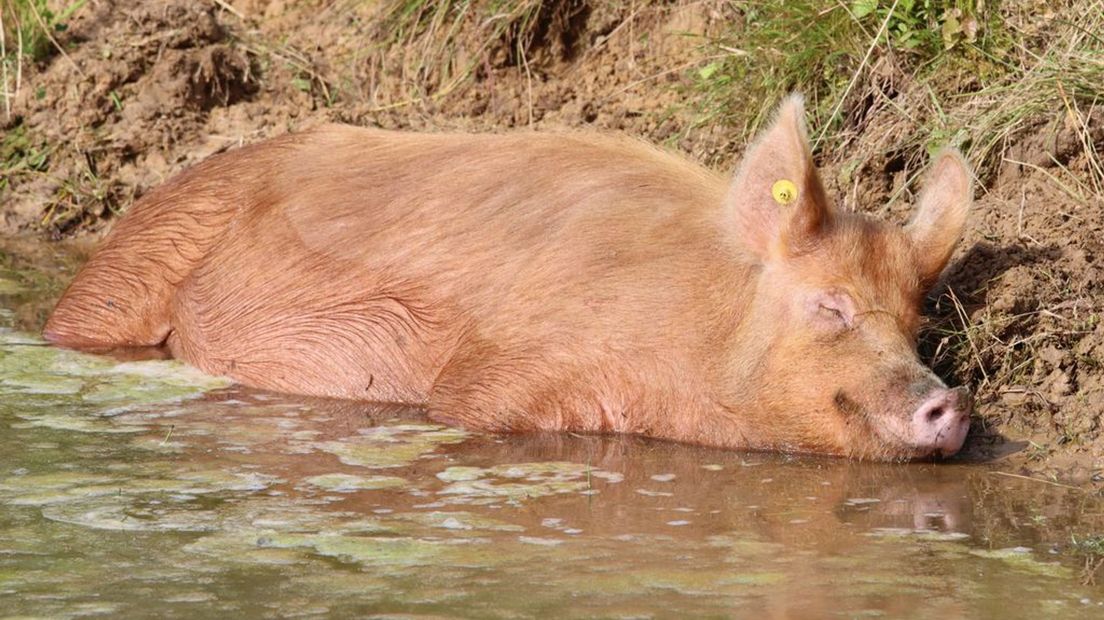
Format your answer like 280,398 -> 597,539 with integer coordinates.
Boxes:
2,238 -> 1103,618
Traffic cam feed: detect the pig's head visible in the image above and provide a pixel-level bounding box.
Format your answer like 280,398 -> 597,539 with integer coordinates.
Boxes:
721,95 -> 972,461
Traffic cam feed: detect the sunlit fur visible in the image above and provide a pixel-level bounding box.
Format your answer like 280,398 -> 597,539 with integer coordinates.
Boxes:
44,96 -> 973,460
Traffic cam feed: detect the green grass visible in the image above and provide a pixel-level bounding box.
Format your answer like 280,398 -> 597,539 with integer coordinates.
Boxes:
233,0 -> 570,112
946,2 -> 1104,187
2,0 -> 90,232
0,122 -> 49,191
371,0 -> 546,105
0,0 -> 85,62
687,0 -> 1001,145
689,2 -> 861,140
360,0 -> 615,110
1070,534 -> 1104,556
1,0 -> 86,119
686,0 -> 1103,195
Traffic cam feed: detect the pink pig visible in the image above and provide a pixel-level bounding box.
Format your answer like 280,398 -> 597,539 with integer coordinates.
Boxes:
45,96 -> 973,460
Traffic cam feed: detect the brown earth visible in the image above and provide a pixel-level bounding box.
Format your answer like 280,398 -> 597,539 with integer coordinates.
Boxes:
2,0 -> 1102,481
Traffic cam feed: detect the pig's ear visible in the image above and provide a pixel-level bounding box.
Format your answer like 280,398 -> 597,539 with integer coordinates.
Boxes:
724,94 -> 833,260
905,149 -> 973,286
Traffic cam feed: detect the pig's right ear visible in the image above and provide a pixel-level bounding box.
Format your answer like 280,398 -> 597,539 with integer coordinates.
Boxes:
724,94 -> 833,261
905,149 -> 972,287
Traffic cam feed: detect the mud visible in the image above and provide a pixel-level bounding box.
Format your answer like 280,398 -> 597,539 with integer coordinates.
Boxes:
1,0 -> 1103,477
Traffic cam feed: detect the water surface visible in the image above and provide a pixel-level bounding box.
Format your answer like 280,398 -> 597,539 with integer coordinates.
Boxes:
1,238 -> 1102,618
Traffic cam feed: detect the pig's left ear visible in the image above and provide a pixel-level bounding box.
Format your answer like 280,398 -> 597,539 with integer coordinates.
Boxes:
724,94 -> 833,260
905,149 -> 973,286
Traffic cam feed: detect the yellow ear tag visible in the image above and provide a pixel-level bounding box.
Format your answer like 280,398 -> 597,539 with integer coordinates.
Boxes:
771,179 -> 798,205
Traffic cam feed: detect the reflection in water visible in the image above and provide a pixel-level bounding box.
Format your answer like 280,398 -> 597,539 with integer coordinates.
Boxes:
2,237 -> 1104,618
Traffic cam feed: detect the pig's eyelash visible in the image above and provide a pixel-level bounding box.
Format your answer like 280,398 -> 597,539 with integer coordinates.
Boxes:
819,304 -> 854,329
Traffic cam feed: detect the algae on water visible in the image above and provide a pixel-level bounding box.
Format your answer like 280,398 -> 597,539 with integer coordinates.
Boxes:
0,328 -> 231,425
301,473 -> 408,492
315,424 -> 469,469
436,461 -> 606,504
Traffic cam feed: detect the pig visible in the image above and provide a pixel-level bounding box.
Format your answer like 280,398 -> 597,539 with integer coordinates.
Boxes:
43,95 -> 974,460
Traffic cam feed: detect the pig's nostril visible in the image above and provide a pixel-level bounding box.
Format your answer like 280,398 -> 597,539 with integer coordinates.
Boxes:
910,388 -> 971,457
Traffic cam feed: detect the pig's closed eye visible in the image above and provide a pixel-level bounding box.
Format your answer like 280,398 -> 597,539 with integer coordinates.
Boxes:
818,303 -> 852,328
809,290 -> 856,331
819,304 -> 847,323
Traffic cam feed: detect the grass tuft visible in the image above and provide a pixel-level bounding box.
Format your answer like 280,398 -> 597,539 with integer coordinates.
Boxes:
687,0 -> 1102,199
688,1 -> 998,145
1,0 -> 86,120
362,0 -> 600,111
948,1 -> 1104,191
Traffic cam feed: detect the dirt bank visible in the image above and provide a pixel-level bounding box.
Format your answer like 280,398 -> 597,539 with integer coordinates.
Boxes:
2,0 -> 1102,481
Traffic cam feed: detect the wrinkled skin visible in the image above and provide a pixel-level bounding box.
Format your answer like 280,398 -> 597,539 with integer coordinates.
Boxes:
44,95 -> 974,460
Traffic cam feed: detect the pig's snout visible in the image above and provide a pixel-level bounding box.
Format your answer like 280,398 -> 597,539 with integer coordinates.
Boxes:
909,386 -> 971,457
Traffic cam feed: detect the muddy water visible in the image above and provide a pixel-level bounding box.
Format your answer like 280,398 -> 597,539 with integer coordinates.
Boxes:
2,239 -> 1103,619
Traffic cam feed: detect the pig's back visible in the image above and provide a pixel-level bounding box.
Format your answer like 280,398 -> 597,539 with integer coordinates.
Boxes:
283,127 -> 724,289
166,125 -> 734,405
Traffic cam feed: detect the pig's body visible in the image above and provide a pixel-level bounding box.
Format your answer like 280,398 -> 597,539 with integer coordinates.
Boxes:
45,97 -> 975,460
